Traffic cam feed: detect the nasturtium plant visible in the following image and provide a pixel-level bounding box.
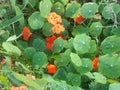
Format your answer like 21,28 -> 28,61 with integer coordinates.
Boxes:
75,58 -> 92,74
72,25 -> 89,36
28,12 -> 45,30
102,3 -> 120,19
81,2 -> 98,18
70,53 -> 82,67
53,37 -> 64,53
52,2 -> 64,15
73,34 -> 91,54
23,47 -> 36,59
32,38 -> 46,51
90,22 -> 102,36
39,0 -> 52,18
67,73 -> 81,86
55,49 -> 71,67
32,52 -> 48,69
111,27 -> 120,36
98,54 -> 120,79
101,35 -> 120,54
42,23 -> 53,36
1,0 -> 120,90
65,1 -> 81,18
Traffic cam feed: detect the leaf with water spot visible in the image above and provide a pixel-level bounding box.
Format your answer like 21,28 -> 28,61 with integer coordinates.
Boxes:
102,3 -> 120,19
81,2 -> 98,18
28,12 -> 45,30
98,54 -> 120,79
101,35 -> 120,54
73,34 -> 91,54
39,0 -> 52,18
52,2 -> 64,15
90,22 -> 102,36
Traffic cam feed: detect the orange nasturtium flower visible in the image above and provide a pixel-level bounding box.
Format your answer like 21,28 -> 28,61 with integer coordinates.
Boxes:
22,26 -> 32,41
47,64 -> 57,74
45,35 -> 57,50
47,12 -> 62,25
52,24 -> 65,34
11,84 -> 27,90
92,57 -> 99,70
74,14 -> 84,24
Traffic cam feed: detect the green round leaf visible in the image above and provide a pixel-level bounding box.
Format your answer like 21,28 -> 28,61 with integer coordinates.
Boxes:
53,38 -> 64,53
52,2 -> 64,15
111,27 -> 120,36
53,68 -> 67,81
39,0 -> 52,18
81,2 -> 98,18
67,73 -> 81,86
73,34 -> 91,54
101,35 -> 120,54
75,58 -> 92,74
70,53 -> 82,67
98,54 -> 120,79
23,47 -> 36,59
2,42 -> 21,56
32,38 -> 46,51
28,11 -> 45,30
65,2 -> 81,18
42,23 -> 53,36
103,28 -> 112,36
55,49 -> 71,67
90,22 -> 102,36
102,3 -> 120,19
88,40 -> 97,53
72,25 -> 89,36
32,52 -> 48,69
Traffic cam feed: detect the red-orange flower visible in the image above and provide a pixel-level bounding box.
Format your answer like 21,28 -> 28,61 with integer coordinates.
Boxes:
92,57 -> 99,70
10,84 -> 27,90
47,64 -> 57,74
46,35 -> 57,50
47,12 -> 62,25
22,26 -> 32,41
52,24 -> 65,34
74,14 -> 84,24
